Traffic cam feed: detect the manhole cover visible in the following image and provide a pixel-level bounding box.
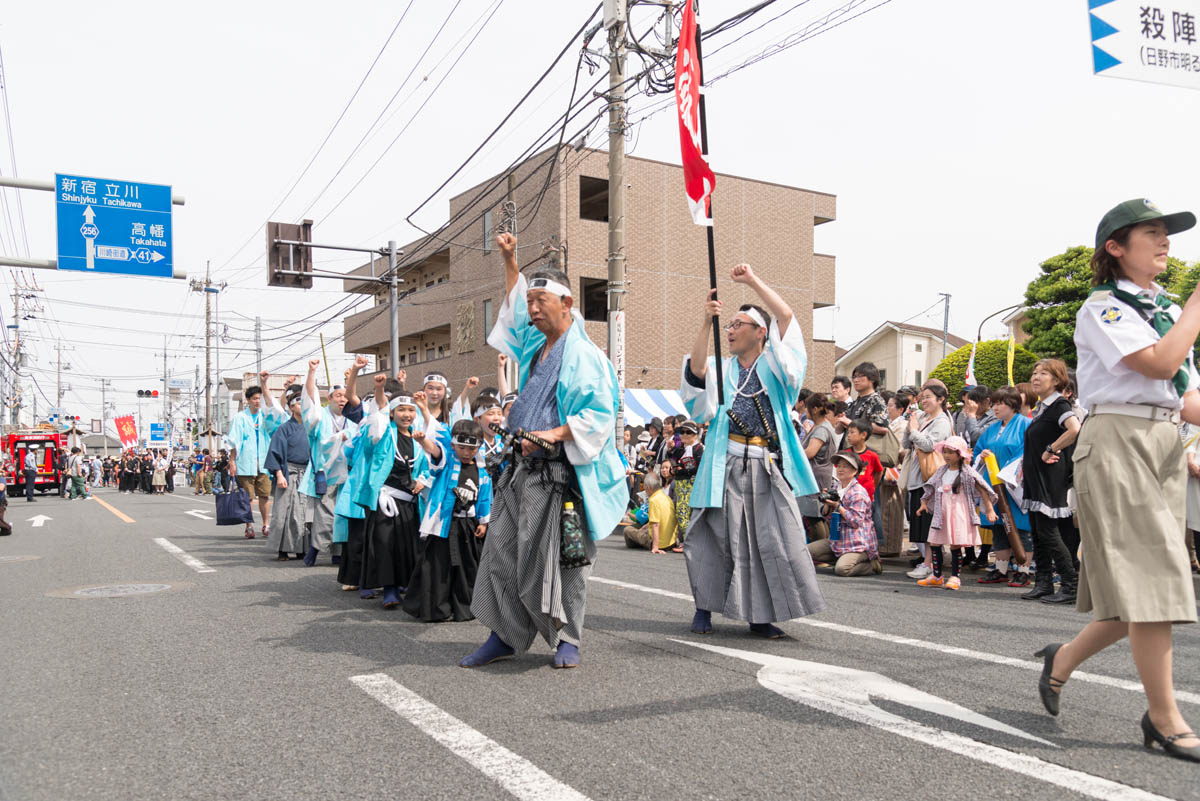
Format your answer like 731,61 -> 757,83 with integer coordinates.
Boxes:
0,554 -> 40,564
73,584 -> 171,598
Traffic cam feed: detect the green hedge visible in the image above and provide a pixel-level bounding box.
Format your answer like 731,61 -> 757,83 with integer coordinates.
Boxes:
929,339 -> 1037,403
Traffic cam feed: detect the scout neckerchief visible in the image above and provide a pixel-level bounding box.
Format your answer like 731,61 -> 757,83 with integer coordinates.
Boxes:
1092,282 -> 1188,397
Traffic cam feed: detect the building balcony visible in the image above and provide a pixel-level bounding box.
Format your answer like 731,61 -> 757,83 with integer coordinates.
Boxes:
813,253 -> 836,309
814,192 -> 836,225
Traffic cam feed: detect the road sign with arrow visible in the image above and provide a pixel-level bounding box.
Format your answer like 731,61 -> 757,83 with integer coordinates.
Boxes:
54,173 -> 173,277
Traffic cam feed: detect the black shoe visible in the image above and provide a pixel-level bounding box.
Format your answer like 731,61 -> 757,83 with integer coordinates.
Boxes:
1141,711 -> 1200,762
1006,572 -> 1031,588
1034,643 -> 1067,716
977,569 -> 1008,584
1021,574 -> 1055,600
1041,589 -> 1077,605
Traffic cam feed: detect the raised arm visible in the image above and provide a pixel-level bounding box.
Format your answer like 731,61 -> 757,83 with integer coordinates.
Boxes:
731,263 -> 793,332
305,358 -> 320,402
496,354 -> 510,398
346,355 -> 368,408
498,232 -> 518,297
688,289 -> 721,382
258,370 -> 275,408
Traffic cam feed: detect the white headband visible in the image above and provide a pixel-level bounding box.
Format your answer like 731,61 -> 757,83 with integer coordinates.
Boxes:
424,374 -> 447,387
388,395 -> 416,411
473,400 -> 502,418
451,435 -> 481,448
527,277 -> 572,298
738,308 -> 767,329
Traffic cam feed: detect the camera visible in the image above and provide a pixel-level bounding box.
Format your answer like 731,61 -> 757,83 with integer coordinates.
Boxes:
817,487 -> 840,505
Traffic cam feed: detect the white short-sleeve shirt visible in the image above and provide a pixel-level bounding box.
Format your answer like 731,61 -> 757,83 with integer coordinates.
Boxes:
1075,278 -> 1200,410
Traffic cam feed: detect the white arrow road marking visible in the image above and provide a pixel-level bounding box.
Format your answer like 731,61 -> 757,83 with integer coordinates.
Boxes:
674,640 -> 1174,801
153,538 -> 215,574
27,515 -> 51,527
184,509 -> 213,521
588,576 -> 1200,707
350,673 -> 591,801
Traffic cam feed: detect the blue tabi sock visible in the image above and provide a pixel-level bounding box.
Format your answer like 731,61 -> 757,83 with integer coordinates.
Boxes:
553,642 -> 581,669
749,622 -> 785,639
459,632 -> 515,668
690,609 -> 713,634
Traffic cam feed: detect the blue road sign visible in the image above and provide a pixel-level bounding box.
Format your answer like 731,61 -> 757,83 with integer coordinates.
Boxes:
55,173 -> 173,278
149,423 -> 168,444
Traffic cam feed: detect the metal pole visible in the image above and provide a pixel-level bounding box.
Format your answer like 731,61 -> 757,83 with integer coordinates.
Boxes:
162,336 -> 168,427
0,175 -> 186,205
10,291 -> 17,426
606,8 -> 628,440
939,292 -> 951,360
255,315 -> 262,374
204,261 -> 212,436
100,378 -> 109,457
388,241 -> 399,375
214,287 -> 221,431
55,340 -> 61,409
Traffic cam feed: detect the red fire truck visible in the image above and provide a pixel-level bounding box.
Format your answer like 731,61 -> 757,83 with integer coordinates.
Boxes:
2,428 -> 66,496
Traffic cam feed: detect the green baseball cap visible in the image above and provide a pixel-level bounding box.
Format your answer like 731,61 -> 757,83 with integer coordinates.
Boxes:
1095,198 -> 1195,249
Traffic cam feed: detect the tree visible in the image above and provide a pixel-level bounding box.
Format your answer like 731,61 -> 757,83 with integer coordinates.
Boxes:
1022,245 -> 1189,366
929,339 -> 1038,403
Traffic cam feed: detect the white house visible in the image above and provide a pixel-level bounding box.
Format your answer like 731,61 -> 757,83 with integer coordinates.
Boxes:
834,321 -> 970,391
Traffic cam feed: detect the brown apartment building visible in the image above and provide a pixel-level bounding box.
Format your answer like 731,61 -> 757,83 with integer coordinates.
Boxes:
341,147 -> 837,397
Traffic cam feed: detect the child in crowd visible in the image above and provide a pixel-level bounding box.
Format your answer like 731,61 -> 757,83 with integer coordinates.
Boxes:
843,419 -> 883,501
916,436 -> 998,590
407,394 -> 492,622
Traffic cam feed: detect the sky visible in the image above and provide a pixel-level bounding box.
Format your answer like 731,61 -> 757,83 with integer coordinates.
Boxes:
1,0 -> 1198,431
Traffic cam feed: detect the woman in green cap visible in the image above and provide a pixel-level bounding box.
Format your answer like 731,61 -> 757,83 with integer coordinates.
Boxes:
1035,198 -> 1199,762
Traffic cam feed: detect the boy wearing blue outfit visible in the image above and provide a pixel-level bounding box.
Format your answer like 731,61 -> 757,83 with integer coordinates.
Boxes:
360,376 -> 431,610
407,394 -> 491,622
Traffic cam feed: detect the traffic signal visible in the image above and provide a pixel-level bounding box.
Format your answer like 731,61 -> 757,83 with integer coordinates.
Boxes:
136,389 -> 159,398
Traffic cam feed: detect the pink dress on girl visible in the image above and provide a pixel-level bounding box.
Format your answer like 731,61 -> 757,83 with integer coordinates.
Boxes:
928,469 -> 981,547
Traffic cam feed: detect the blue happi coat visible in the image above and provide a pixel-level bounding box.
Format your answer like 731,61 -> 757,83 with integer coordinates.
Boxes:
224,400 -> 286,476
299,390 -> 358,499
418,418 -> 492,539
486,274 -> 626,541
354,407 -> 432,514
678,316 -> 818,508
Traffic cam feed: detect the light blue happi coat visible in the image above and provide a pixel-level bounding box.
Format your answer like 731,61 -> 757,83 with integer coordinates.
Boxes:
355,407 -> 432,514
486,274 -> 626,541
332,424 -> 367,542
299,390 -> 358,500
679,317 -> 818,508
224,402 -> 286,476
418,418 -> 492,539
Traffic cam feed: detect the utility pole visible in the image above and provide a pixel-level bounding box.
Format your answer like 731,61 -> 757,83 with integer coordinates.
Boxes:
387,240 -> 399,374
254,315 -> 262,374
54,340 -> 72,409
162,335 -> 168,426
99,378 -> 111,456
10,290 -> 19,426
939,292 -> 952,360
606,1 -> 628,438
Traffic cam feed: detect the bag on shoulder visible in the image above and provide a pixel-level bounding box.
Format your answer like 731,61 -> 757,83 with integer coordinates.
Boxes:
918,448 -> 945,482
868,428 -> 901,468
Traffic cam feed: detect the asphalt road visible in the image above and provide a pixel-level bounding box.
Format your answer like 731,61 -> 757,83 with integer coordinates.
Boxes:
2,488 -> 1199,801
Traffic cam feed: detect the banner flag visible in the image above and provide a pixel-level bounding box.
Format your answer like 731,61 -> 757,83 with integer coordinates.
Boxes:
1006,335 -> 1016,386
965,341 -> 978,387
674,0 -> 715,226
114,415 -> 138,449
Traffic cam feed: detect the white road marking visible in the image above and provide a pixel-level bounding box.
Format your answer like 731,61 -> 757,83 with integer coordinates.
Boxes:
185,509 -> 213,521
350,673 -> 591,801
588,576 -> 1200,707
27,514 -> 51,527
152,538 -> 215,574
678,640 -> 1174,801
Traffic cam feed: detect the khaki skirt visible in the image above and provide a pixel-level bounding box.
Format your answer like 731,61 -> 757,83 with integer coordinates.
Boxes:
1074,414 -> 1197,623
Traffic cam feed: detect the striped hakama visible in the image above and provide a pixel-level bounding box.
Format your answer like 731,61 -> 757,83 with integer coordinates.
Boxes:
471,458 -> 596,650
266,463 -> 308,555
684,445 -> 826,624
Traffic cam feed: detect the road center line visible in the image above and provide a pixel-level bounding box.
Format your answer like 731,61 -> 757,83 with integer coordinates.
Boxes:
350,673 -> 591,801
152,538 -> 215,574
88,495 -> 135,523
587,576 -> 1200,707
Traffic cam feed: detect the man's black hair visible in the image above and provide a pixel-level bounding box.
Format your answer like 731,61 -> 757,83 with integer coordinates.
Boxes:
244,385 -> 263,399
738,303 -> 772,331
383,378 -> 404,398
471,393 -> 501,417
966,385 -> 991,404
852,362 -> 880,389
530,267 -> 570,286
831,375 -> 851,390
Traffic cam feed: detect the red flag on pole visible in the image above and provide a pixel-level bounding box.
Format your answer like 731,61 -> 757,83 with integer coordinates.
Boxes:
114,414 -> 138,449
675,0 -> 715,226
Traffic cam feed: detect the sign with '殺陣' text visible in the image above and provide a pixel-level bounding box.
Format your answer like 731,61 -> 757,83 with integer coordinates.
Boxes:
1089,0 -> 1200,90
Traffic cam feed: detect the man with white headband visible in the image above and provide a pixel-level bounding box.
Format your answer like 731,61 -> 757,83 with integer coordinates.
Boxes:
297,358 -> 358,566
460,231 -> 626,670
680,263 -> 826,638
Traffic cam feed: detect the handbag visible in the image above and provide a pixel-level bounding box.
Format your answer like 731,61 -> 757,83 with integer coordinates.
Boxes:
918,448 -> 945,482
313,469 -> 327,496
869,428 -> 901,468
215,487 -> 254,525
